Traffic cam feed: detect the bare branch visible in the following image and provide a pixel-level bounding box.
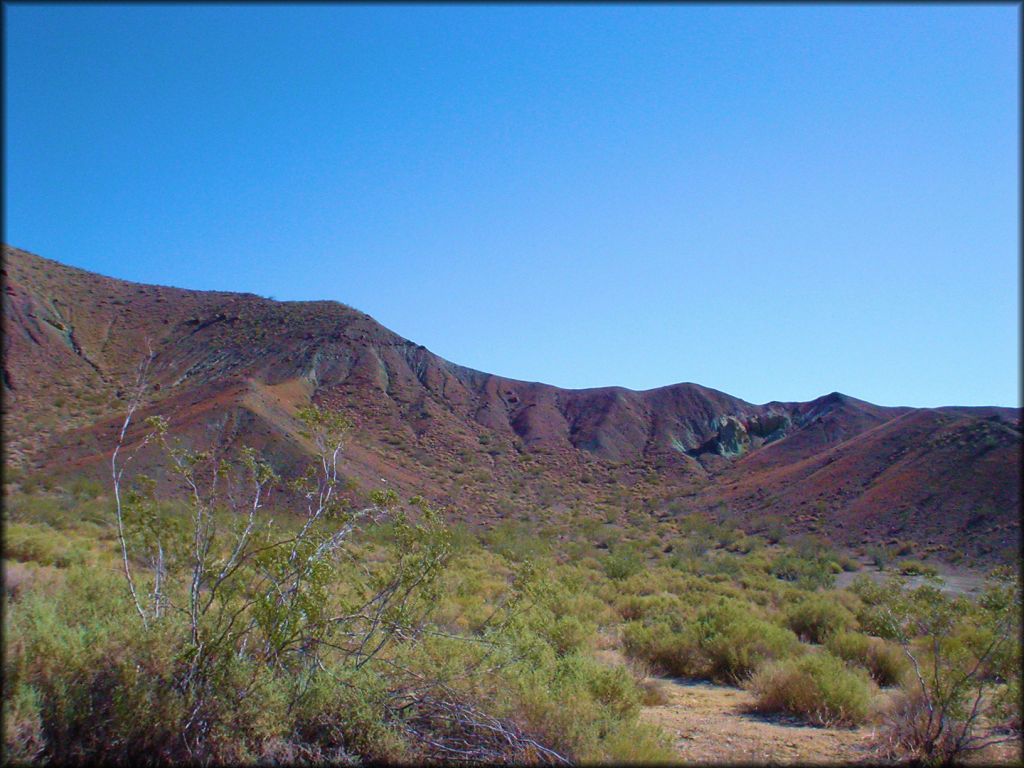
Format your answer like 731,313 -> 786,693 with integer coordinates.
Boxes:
111,340 -> 155,628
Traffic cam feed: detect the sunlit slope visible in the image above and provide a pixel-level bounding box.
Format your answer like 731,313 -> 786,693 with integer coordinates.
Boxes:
4,245 -> 1018,562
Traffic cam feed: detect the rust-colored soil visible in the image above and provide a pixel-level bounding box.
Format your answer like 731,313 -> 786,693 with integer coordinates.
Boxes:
4,245 -> 1020,566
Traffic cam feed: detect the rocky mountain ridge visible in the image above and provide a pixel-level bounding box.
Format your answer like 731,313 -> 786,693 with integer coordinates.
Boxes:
4,245 -> 1019,563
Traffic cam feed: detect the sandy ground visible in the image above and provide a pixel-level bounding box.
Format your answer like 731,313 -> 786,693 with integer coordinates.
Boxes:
833,563 -> 992,597
594,649 -> 1021,765
639,677 -> 1021,765
639,676 -> 880,765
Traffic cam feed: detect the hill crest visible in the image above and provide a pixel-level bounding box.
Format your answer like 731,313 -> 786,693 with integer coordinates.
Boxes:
4,244 -> 1019,564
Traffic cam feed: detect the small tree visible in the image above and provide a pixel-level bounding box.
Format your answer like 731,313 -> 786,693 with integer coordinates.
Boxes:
104,372 -> 573,763
110,389 -> 457,757
854,570 -> 1021,764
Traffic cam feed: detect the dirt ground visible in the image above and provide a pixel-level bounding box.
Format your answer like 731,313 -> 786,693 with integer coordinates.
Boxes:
594,649 -> 1021,765
833,562 -> 992,597
639,676 -> 1021,765
639,676 -> 880,765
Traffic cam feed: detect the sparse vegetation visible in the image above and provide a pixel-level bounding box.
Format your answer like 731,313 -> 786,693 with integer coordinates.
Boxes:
1,308 -> 1019,765
4,407 -> 678,764
5,462 -> 1022,763
896,558 -> 939,577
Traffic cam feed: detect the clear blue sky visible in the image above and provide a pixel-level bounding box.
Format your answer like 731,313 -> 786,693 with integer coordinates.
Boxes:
4,4 -> 1019,408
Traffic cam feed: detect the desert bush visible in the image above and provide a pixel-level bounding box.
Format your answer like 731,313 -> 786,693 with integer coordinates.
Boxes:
6,574 -> 426,763
601,544 -> 643,581
857,570 -> 1022,764
865,544 -> 889,567
483,518 -> 552,561
784,593 -> 858,644
770,550 -> 837,590
286,664 -> 410,762
3,523 -> 87,568
725,532 -> 764,554
896,559 -> 939,577
831,586 -> 866,617
639,678 -> 670,706
825,629 -> 909,687
433,549 -> 517,632
509,565 -> 613,657
746,651 -> 874,726
622,620 -> 705,678
761,519 -> 786,544
613,591 -> 684,622
2,677 -> 45,763
696,600 -> 804,683
894,540 -> 916,556
503,648 -> 669,762
789,534 -> 831,559
700,550 -> 745,577
546,614 -> 595,656
3,524 -> 61,565
624,598 -> 803,683
619,655 -> 670,706
69,476 -> 105,501
834,551 -> 860,572
6,566 -> 192,762
875,685 -> 967,765
7,485 -> 111,531
5,388 -> 675,764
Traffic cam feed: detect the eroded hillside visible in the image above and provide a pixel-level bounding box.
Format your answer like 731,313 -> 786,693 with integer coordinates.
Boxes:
4,245 -> 1019,563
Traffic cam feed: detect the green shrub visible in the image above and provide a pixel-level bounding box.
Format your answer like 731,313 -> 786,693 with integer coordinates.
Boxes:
3,523 -> 86,568
784,593 -> 858,644
726,533 -> 764,554
579,657 -> 643,720
614,592 -> 683,622
622,620 -> 705,678
624,599 -> 803,683
746,651 -> 874,726
824,630 -> 909,687
4,567 -> 200,762
697,601 -> 804,683
498,647 -> 671,762
2,679 -> 44,763
547,614 -> 596,656
865,545 -> 888,567
601,545 -> 643,581
69,477 -> 105,501
289,665 -> 409,762
896,559 -> 938,577
835,551 -> 860,572
770,550 -> 837,590
639,678 -> 669,706
858,570 -> 1022,764
483,519 -> 552,561
4,524 -> 56,565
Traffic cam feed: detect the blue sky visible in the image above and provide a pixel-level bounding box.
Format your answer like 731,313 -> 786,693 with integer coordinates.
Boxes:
4,4 -> 1019,408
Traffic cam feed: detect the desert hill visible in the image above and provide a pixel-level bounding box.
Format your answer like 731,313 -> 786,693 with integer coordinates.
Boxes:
3,245 -> 1019,563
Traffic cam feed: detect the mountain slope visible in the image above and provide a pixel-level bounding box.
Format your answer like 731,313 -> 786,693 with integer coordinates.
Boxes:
3,245 -> 1019,563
